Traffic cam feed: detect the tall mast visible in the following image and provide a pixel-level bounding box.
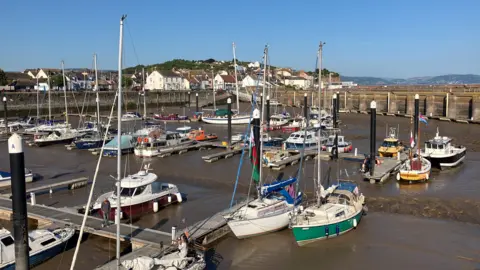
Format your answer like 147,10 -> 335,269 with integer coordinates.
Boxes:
94,53 -> 101,134
142,67 -> 146,118
116,14 -> 127,269
61,61 -> 68,126
232,42 -> 240,112
212,69 -> 216,111
259,45 -> 268,188
317,41 -> 325,206
36,77 -> 39,126
47,73 -> 51,121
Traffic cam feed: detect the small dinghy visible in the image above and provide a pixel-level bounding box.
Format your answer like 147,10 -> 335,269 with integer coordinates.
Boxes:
0,168 -> 34,187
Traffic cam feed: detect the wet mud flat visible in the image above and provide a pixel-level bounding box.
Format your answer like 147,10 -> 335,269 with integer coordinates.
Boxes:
367,196 -> 480,225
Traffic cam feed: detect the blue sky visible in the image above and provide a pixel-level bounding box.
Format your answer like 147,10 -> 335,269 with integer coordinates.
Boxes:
1,0 -> 479,78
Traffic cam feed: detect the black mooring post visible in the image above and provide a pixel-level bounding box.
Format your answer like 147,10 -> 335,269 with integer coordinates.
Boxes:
370,101 -> 377,176
9,133 -> 30,269
195,93 -> 199,112
3,95 -> 8,134
303,93 -> 308,126
414,94 -> 419,147
266,96 -> 270,130
333,93 -> 337,128
336,91 -> 340,121
188,92 -> 191,108
227,98 -> 232,147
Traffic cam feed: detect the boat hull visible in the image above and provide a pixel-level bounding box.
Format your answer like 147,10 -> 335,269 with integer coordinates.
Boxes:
202,116 -> 251,125
227,209 -> 291,239
0,173 -> 34,188
324,144 -> 353,153
103,147 -> 134,157
74,139 -> 108,150
425,149 -> 466,169
99,194 -> 179,220
34,137 -> 76,147
285,142 -> 316,150
292,210 -> 363,246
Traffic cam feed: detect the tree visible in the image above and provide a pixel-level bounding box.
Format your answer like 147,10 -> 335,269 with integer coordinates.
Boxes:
122,76 -> 133,87
0,69 -> 7,86
51,74 -> 65,88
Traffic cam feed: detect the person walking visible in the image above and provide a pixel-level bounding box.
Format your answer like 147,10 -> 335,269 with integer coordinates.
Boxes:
101,199 -> 111,227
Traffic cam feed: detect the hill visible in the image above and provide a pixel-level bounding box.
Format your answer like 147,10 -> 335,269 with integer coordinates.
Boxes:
342,74 -> 480,85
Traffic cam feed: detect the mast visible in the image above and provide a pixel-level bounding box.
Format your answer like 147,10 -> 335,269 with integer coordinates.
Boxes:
94,53 -> 101,134
317,41 -> 325,206
61,61 -> 68,126
259,45 -> 268,188
36,77 -> 39,126
47,73 -> 51,121
212,69 -> 216,111
142,67 -> 146,118
233,42 -> 240,112
116,14 -> 127,269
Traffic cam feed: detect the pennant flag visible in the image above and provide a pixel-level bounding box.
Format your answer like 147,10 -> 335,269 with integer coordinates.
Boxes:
419,114 -> 428,125
410,130 -> 415,148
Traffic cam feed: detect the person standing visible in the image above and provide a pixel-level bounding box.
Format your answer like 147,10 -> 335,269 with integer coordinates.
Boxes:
101,199 -> 111,227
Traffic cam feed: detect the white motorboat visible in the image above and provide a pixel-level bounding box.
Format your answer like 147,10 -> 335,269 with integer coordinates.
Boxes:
0,168 -> 34,187
421,128 -> 466,169
263,149 -> 290,167
202,114 -> 251,125
176,126 -> 192,138
92,164 -> 183,219
269,114 -> 290,127
284,130 -> 326,150
121,112 -> 142,122
33,128 -> 80,147
0,226 -> 75,268
25,122 -> 71,133
322,135 -> 353,153
134,131 -> 195,157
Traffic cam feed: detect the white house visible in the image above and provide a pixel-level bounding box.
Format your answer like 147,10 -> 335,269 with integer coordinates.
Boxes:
248,61 -> 260,68
214,74 -> 236,90
145,71 -> 187,91
284,76 -> 310,89
276,69 -> 292,77
241,75 -> 273,88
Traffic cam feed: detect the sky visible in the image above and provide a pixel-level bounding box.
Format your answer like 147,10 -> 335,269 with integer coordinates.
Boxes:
1,0 -> 479,78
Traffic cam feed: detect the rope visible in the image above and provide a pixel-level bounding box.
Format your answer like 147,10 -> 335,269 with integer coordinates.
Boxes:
228,63 -> 262,209
70,90 -> 118,270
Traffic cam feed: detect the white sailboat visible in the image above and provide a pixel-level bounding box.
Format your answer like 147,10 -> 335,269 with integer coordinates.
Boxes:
202,42 -> 250,125
224,46 -> 303,239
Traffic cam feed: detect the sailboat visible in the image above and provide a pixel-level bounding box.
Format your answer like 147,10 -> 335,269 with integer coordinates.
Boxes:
223,46 -> 302,239
33,61 -> 81,146
202,42 -> 251,125
290,43 -> 366,246
74,54 -> 112,150
397,111 -> 431,182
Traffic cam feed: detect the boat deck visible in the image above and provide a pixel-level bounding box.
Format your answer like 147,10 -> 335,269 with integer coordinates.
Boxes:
363,153 -> 408,183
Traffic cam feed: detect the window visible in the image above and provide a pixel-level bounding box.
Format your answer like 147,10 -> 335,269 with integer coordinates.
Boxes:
438,144 -> 444,149
120,187 -> 135,197
1,236 -> 14,246
335,211 -> 345,218
166,134 -> 175,140
40,238 -> 56,246
134,185 -> 146,196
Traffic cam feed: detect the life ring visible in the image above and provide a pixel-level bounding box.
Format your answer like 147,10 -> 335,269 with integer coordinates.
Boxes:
137,137 -> 142,143
143,137 -> 149,143
396,172 -> 401,181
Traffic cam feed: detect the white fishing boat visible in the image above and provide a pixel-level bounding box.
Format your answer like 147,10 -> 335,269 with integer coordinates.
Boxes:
121,112 -> 142,122
134,131 -> 195,157
0,168 -> 33,187
176,126 -> 192,137
269,114 -> 290,127
92,164 -> 182,219
0,227 -> 75,269
33,128 -> 80,147
421,128 -> 466,169
284,129 -> 326,150
322,135 -> 353,153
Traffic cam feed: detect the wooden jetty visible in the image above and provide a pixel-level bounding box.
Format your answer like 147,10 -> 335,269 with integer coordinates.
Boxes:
362,153 -> 408,184
201,148 -> 243,163
157,142 -> 217,158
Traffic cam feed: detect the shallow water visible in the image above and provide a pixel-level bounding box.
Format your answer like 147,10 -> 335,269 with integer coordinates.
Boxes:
0,107 -> 479,269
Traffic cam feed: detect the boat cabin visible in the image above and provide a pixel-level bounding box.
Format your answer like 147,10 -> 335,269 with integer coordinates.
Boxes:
123,112 -> 142,118
114,171 -> 173,198
325,135 -> 348,146
424,136 -> 452,154
176,126 -> 192,137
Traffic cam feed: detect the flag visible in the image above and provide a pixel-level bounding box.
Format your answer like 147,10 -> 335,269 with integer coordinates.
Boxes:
250,121 -> 261,183
410,130 -> 415,148
419,114 -> 428,125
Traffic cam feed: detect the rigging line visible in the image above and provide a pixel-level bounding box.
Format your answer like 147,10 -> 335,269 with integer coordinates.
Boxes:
228,66 -> 262,209
70,90 -> 118,270
125,21 -> 141,66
